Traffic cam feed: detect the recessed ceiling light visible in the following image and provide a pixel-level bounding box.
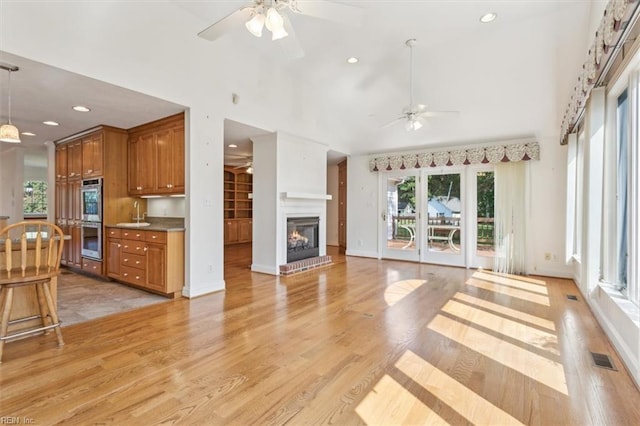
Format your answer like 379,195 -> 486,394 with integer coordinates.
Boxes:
21,132 -> 36,136
480,12 -> 497,23
347,57 -> 359,64
43,121 -> 59,126
228,144 -> 238,148
72,105 -> 91,112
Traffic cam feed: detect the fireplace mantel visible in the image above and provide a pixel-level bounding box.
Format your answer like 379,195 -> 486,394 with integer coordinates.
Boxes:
282,192 -> 332,201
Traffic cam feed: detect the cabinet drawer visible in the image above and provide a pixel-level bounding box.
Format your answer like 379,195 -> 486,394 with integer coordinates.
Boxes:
145,231 -> 166,243
82,258 -> 103,275
121,266 -> 146,285
121,253 -> 145,270
106,227 -> 121,239
121,240 -> 146,254
121,229 -> 145,240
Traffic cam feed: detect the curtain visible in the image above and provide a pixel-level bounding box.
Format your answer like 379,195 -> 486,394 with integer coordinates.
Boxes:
616,90 -> 629,290
493,162 -> 527,275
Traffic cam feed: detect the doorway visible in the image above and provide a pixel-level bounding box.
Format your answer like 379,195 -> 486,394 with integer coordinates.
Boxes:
379,166 -> 495,268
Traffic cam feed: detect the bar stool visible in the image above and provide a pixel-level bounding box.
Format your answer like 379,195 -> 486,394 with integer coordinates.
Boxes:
0,221 -> 65,363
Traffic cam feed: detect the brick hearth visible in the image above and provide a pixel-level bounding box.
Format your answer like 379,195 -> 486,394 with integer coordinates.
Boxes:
279,255 -> 333,275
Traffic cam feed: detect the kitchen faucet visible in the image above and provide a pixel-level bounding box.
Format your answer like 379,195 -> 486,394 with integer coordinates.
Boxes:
133,201 -> 145,223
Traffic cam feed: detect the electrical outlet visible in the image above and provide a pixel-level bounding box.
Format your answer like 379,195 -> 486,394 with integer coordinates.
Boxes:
544,252 -> 551,261
208,264 -> 214,273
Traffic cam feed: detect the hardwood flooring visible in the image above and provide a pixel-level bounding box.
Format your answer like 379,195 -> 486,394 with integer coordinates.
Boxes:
1,243 -> 639,425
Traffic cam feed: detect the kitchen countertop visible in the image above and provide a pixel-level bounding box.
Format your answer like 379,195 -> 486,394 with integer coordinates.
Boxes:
105,217 -> 185,232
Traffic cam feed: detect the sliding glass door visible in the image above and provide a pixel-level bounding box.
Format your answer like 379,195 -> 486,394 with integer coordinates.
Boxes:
380,173 -> 420,261
422,170 -> 465,266
379,166 -> 495,268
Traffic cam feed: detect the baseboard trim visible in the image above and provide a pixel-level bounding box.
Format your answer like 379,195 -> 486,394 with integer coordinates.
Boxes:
182,280 -> 225,298
251,264 -> 279,276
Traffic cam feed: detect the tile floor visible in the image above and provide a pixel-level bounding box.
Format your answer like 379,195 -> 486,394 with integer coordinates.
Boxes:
57,269 -> 168,326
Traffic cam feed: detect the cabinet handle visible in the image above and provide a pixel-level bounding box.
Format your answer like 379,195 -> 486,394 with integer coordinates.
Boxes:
167,184 -> 171,188
124,258 -> 128,262
88,169 -> 93,173
123,273 -> 128,277
135,275 -> 141,280
69,172 -> 75,177
152,235 -> 156,239
136,247 -> 141,250
124,245 -> 129,249
137,186 -> 142,190
117,244 -> 121,248
136,233 -> 141,237
144,247 -> 148,252
135,260 -> 141,265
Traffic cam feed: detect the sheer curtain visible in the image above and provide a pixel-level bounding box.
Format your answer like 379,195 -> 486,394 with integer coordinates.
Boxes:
493,161 -> 527,274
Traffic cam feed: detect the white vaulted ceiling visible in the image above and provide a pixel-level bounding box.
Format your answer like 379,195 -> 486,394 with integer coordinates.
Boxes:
0,1 -> 596,155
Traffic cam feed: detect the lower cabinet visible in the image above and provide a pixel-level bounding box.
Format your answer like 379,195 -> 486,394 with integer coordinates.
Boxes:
105,227 -> 184,297
224,219 -> 252,245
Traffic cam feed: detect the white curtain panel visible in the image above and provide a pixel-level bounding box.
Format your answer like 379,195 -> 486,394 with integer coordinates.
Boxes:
493,162 -> 527,274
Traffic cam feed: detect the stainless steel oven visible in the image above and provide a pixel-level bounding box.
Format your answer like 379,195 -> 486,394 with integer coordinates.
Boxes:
81,178 -> 102,222
81,221 -> 102,260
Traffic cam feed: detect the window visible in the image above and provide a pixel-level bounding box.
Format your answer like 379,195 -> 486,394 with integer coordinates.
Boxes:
23,180 -> 48,215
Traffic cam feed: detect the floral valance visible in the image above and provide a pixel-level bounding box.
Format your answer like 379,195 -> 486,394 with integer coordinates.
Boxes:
369,142 -> 539,172
560,0 -> 639,145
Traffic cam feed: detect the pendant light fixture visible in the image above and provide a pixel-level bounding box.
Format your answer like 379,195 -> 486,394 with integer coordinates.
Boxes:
0,63 -> 20,144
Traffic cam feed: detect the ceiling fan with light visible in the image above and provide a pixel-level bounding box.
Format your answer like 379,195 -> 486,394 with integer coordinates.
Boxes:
383,39 -> 459,131
198,0 -> 363,57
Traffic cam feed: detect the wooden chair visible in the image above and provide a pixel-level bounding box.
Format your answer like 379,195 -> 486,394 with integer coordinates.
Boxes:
0,221 -> 65,363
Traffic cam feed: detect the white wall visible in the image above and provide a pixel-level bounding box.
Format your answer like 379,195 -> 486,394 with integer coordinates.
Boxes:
346,155 -> 379,258
251,133 -> 278,275
0,146 -> 25,224
2,1 -> 347,296
326,164 -> 339,246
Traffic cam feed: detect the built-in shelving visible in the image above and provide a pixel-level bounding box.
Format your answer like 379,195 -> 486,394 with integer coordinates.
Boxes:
224,167 -> 253,244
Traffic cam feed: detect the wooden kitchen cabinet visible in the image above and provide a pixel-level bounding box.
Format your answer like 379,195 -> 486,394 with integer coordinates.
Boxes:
82,132 -> 104,178
105,227 -> 184,297
225,221 -> 238,244
55,144 -> 67,181
67,140 -> 82,180
128,113 -> 185,196
55,125 -> 131,276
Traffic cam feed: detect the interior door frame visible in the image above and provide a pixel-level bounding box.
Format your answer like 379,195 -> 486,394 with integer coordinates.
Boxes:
379,171 -> 421,262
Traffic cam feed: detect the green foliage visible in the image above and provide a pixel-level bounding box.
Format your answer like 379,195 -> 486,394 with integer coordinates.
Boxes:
428,174 -> 460,199
23,180 -> 48,214
396,177 -> 416,209
476,172 -> 494,218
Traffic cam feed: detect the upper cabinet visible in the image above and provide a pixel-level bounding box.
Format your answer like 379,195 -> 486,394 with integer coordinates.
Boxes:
82,132 -> 104,178
128,113 -> 185,196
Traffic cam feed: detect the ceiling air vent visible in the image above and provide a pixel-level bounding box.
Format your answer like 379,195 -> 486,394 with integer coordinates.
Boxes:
590,352 -> 617,371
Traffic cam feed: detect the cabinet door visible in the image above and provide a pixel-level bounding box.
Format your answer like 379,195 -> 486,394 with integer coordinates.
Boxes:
55,145 -> 68,180
55,180 -> 67,225
82,133 -> 103,178
68,141 -> 82,179
106,239 -> 122,278
70,225 -> 82,268
238,220 -> 252,242
129,133 -> 157,195
146,243 -> 166,291
225,221 -> 239,244
60,224 -> 70,266
170,125 -> 185,193
69,179 -> 82,223
155,129 -> 173,193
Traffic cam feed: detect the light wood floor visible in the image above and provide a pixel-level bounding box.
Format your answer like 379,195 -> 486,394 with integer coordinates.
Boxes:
1,244 -> 639,425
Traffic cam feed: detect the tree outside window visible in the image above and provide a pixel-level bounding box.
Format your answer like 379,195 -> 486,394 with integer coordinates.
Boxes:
23,180 -> 48,215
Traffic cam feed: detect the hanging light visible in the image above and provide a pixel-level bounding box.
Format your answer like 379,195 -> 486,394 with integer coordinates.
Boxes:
405,116 -> 423,131
245,12 -> 265,37
245,5 -> 288,40
0,64 -> 20,144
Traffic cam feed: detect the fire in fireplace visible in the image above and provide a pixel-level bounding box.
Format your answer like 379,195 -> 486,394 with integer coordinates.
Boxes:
287,217 -> 320,263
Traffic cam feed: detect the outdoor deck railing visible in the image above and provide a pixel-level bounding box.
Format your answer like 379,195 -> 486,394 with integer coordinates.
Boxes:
391,215 -> 494,246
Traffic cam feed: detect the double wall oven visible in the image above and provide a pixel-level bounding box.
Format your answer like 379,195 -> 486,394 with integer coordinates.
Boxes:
80,178 -> 102,260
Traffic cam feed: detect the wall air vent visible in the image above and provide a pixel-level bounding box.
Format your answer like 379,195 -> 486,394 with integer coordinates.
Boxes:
590,352 -> 617,371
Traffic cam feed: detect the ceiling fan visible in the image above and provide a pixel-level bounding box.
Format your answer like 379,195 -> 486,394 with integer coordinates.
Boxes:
383,39 -> 459,131
225,154 -> 254,173
197,0 -> 363,57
